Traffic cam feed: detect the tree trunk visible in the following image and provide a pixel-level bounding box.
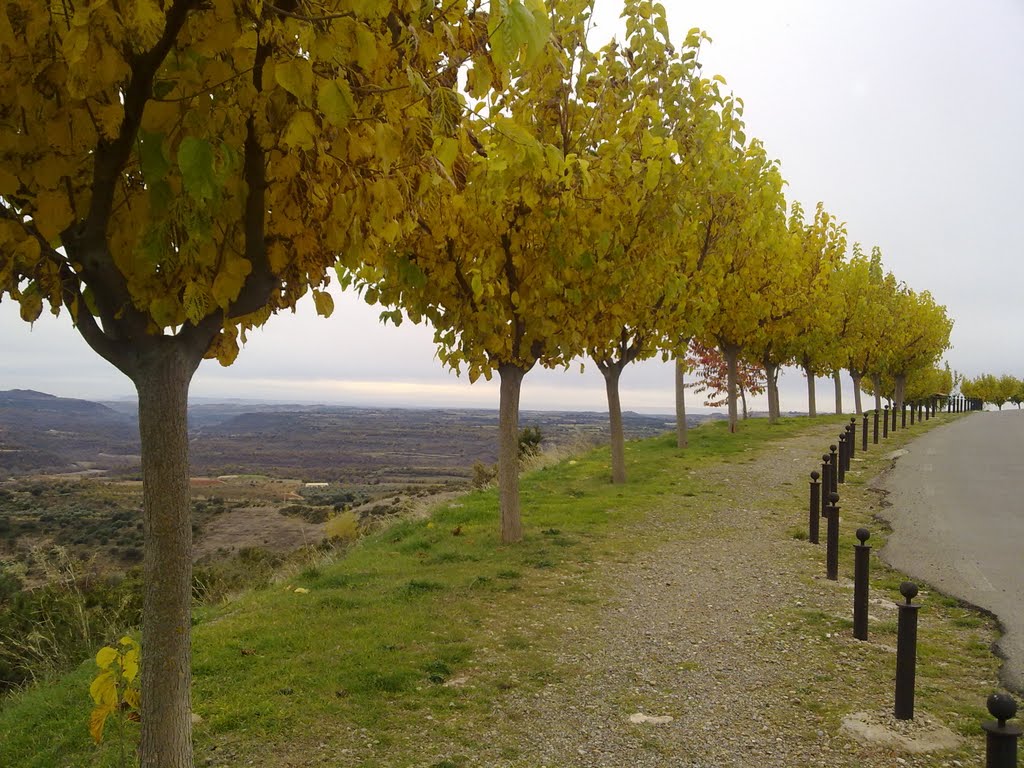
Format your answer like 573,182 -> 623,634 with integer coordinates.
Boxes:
872,373 -> 883,413
135,349 -> 198,768
497,364 -> 526,544
850,371 -> 863,415
804,361 -> 817,417
763,358 -> 780,424
601,361 -> 627,484
674,356 -> 688,449
833,370 -> 843,415
740,384 -> 748,419
722,343 -> 740,433
894,373 -> 906,414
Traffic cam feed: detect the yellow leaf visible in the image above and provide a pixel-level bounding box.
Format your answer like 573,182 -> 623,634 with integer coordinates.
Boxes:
90,671 -> 117,707
62,22 -> 90,67
282,111 -> 317,150
354,24 -> 378,70
123,686 -> 141,710
95,647 -> 118,670
311,289 -> 334,318
90,704 -> 113,744
317,79 -> 355,125
95,102 -> 124,140
274,58 -> 314,106
293,587 -> 309,594
0,167 -> 19,196
129,0 -> 164,48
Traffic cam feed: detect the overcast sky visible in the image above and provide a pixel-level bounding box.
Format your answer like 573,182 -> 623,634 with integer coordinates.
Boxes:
2,0 -> 1022,414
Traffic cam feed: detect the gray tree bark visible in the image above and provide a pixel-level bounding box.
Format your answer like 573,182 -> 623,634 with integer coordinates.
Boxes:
804,361 -> 817,417
764,358 -> 780,424
873,373 -> 883,413
894,373 -> 907,414
850,371 -> 864,415
135,345 -> 202,768
722,344 -> 740,433
601,362 -> 627,484
833,370 -> 843,415
674,356 -> 688,449
497,364 -> 527,544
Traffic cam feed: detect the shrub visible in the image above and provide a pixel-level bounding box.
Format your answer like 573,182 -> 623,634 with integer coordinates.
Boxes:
471,461 -> 497,489
324,511 -> 360,542
518,426 -> 543,459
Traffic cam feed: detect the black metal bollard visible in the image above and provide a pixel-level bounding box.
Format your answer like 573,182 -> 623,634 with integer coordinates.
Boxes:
910,401 -> 916,426
983,693 -> 1021,768
820,454 -> 831,518
892,403 -> 898,432
849,417 -> 857,461
901,403 -> 907,429
873,408 -> 879,444
853,528 -> 870,641
894,581 -> 920,720
829,445 -> 839,496
809,471 -> 821,545
925,400 -> 931,420
862,412 -> 869,452
825,492 -> 840,581
883,406 -> 889,438
837,436 -> 847,484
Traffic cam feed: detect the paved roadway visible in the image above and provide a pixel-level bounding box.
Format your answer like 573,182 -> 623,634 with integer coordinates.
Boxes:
878,409 -> 1024,692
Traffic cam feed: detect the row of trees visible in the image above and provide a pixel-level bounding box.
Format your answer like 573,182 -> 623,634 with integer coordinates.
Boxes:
961,374 -> 1024,410
351,3 -> 954,537
0,2 -> 952,765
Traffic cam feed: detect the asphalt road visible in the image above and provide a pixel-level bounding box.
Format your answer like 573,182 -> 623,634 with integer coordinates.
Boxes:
877,409 -> 1024,691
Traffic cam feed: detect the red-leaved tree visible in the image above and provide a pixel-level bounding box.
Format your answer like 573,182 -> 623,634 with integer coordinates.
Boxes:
687,341 -> 767,419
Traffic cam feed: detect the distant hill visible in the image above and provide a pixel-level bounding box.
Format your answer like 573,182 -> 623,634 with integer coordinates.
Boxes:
0,390 -> 709,481
0,390 -> 139,475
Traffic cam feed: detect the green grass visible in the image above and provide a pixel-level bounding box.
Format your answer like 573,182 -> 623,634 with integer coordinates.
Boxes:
0,412 -> 1002,767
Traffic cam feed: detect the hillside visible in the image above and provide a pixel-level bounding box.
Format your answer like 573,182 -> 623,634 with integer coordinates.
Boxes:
0,390 -> 139,475
0,390 -> 694,481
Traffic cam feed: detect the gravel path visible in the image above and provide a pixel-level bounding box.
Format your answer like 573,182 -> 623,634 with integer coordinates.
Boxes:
467,423 -> 969,768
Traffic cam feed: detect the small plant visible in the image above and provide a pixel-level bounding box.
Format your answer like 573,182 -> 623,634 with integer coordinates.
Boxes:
324,510 -> 360,542
89,635 -> 141,766
470,461 -> 497,489
517,426 -> 543,460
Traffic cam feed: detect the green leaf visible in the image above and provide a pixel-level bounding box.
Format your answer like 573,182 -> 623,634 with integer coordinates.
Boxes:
177,137 -> 217,202
138,129 -> 169,183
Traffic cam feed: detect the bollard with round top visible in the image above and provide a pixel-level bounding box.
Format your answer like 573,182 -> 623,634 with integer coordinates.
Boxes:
983,693 -> 1021,768
883,405 -> 889,438
873,408 -> 879,444
821,454 -> 831,518
848,417 -> 857,462
853,528 -> 870,640
892,402 -> 898,432
837,434 -> 847,484
910,401 -> 916,426
808,471 -> 821,544
829,444 -> 839,495
825,492 -> 840,581
862,412 -> 869,452
901,402 -> 907,429
894,581 -> 920,720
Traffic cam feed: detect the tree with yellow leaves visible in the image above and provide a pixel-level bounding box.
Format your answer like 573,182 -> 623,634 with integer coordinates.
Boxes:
698,137 -> 789,432
0,2 -> 545,764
